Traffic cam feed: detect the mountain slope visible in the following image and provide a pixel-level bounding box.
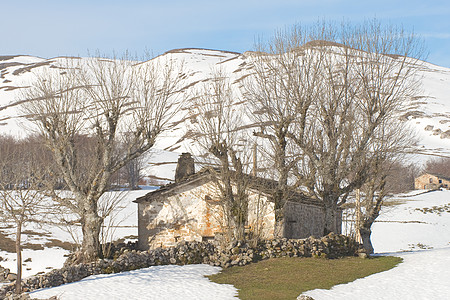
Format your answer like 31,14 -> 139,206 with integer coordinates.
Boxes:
1,48 -> 449,181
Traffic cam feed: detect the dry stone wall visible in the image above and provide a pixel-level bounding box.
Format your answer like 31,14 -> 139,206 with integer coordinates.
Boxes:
0,233 -> 359,298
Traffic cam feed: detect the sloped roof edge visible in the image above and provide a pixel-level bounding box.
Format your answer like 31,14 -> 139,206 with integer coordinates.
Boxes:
419,172 -> 450,182
134,168 -> 322,206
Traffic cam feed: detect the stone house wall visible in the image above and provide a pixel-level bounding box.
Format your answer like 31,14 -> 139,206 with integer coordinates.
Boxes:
247,191 -> 275,239
415,173 -> 450,190
138,183 -> 211,250
137,180 -> 276,250
136,172 -> 343,251
283,202 -> 342,238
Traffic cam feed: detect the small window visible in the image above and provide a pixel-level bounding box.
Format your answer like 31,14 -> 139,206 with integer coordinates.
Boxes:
439,179 -> 442,184
429,178 -> 433,183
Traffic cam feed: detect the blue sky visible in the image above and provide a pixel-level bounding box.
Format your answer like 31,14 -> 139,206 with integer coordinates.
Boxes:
3,0 -> 450,67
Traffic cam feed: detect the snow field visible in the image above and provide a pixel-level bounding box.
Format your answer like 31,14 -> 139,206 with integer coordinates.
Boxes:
303,189 -> 450,299
305,247 -> 450,300
30,264 -> 238,300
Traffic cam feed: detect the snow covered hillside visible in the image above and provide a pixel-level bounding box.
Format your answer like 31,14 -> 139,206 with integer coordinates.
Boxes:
0,49 -> 245,181
1,47 -> 450,183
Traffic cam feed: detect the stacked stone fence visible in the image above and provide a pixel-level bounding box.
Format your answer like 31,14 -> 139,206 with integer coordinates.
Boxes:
0,233 -> 359,298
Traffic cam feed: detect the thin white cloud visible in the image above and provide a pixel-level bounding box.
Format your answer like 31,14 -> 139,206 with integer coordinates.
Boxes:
421,33 -> 450,39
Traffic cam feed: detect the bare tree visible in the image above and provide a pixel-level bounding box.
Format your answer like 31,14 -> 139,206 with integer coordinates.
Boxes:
123,157 -> 143,189
354,114 -> 414,253
245,20 -> 424,236
189,69 -> 251,241
243,26 -> 326,236
384,161 -> 420,194
20,53 -> 184,262
296,21 -> 423,234
0,136 -> 48,294
424,157 -> 450,177
121,133 -> 145,189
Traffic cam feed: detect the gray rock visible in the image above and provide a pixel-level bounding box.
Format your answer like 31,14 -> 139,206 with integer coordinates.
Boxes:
5,292 -> 31,300
358,252 -> 369,259
6,273 -> 17,282
0,266 -> 10,281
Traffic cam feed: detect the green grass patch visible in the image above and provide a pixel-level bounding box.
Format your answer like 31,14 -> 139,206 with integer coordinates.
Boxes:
209,256 -> 402,300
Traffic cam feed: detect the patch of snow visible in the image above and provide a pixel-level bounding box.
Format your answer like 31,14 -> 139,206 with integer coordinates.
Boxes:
141,149 -> 181,182
305,247 -> 450,300
373,190 -> 450,253
303,189 -> 450,299
30,264 -> 238,300
0,248 -> 68,278
0,55 -> 45,64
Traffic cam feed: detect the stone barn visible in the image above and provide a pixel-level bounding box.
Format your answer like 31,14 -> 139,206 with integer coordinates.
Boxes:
134,153 -> 341,250
415,173 -> 450,190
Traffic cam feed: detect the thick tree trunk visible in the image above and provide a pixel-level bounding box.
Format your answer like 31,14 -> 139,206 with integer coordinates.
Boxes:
273,189 -> 286,238
232,198 -> 247,241
359,226 -> 374,254
323,204 -> 338,235
15,223 -> 22,294
274,217 -> 285,238
233,222 -> 245,241
79,211 -> 102,263
273,200 -> 285,238
273,132 -> 288,238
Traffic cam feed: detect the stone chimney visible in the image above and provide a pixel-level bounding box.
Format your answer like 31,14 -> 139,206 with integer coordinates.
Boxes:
175,152 -> 195,182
